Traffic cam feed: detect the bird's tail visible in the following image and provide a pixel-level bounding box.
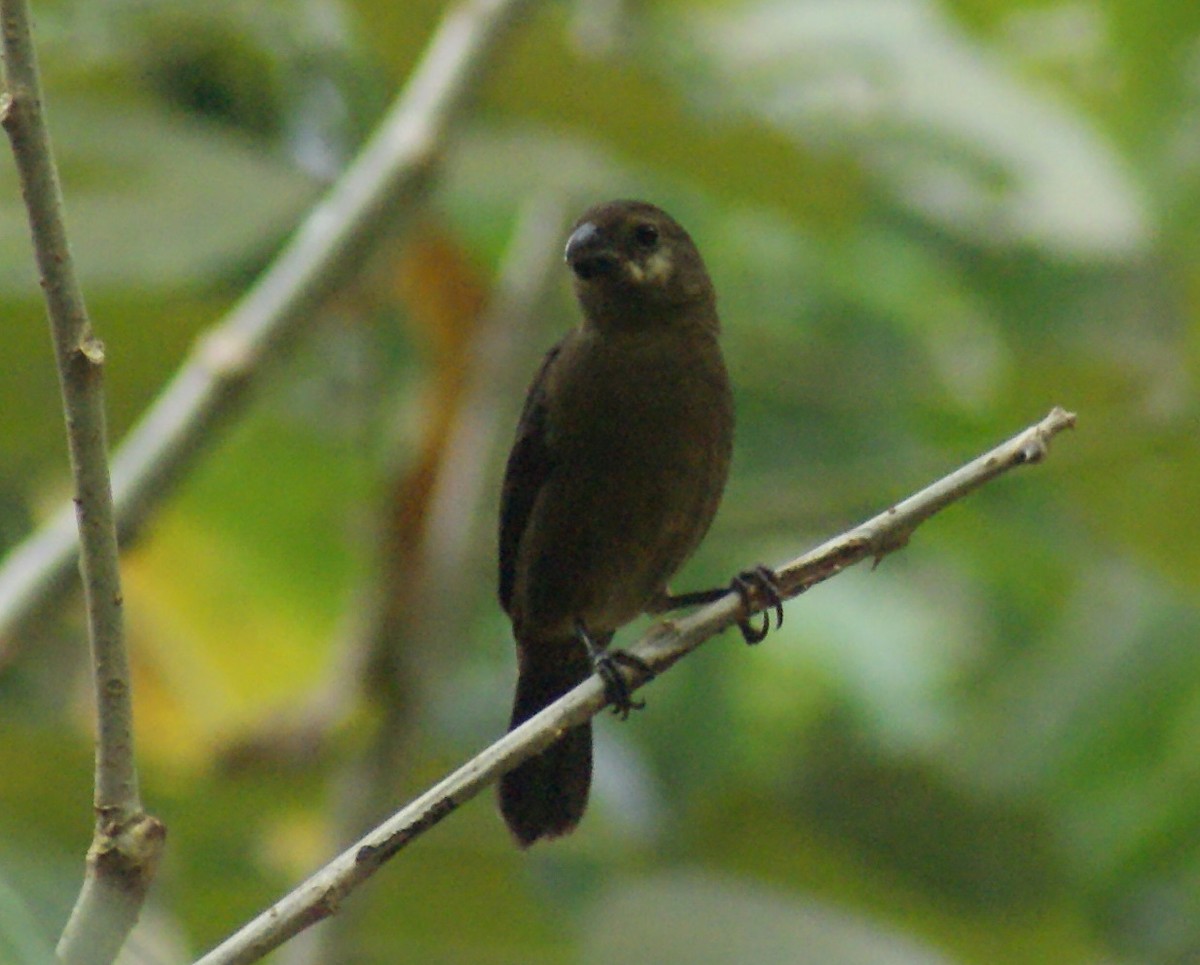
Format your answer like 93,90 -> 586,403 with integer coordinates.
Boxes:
498,635 -> 602,847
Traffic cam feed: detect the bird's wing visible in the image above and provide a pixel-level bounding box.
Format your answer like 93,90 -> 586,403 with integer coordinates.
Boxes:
498,342 -> 561,615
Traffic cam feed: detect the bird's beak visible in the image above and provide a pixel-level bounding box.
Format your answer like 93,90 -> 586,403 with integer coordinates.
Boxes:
565,222 -> 620,281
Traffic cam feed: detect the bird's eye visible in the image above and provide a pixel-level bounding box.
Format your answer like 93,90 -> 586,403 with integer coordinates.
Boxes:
633,223 -> 659,248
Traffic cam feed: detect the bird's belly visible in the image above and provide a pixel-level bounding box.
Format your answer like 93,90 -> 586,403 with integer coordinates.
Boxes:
514,419 -> 727,639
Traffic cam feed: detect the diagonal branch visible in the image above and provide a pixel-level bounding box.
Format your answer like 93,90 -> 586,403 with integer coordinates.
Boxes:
0,0 -> 164,961
0,0 -> 542,646
193,406 -> 1076,965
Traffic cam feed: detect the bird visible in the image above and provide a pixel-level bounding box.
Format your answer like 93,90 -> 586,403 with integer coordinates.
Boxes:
496,200 -> 780,847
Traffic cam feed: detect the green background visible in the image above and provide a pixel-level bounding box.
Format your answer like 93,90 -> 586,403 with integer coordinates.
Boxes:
1,0 -> 1197,961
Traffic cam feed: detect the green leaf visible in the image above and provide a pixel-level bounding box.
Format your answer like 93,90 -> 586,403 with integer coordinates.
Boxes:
0,96 -> 315,293
672,0 -> 1149,257
583,870 -> 959,965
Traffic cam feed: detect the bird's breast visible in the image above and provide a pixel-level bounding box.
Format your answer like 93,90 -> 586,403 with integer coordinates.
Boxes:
513,327 -> 733,637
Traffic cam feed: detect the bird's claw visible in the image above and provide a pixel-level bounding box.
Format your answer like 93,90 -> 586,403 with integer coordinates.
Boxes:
731,565 -> 784,645
592,650 -> 653,719
574,619 -> 653,718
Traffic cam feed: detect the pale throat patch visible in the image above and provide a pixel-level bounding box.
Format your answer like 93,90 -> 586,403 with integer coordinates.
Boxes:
625,249 -> 674,285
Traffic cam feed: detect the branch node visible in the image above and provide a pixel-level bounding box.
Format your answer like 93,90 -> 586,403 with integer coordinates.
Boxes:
315,886 -> 343,917
88,812 -> 167,896
1017,441 -> 1042,464
871,526 -> 910,562
79,334 -> 105,365
196,328 -> 255,380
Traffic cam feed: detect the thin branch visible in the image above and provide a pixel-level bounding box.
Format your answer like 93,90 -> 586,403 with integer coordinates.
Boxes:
0,0 -> 163,961
193,406 -> 1076,965
0,0 -> 542,646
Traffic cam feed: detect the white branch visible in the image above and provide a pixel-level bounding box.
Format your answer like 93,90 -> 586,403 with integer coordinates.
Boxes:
193,407 -> 1076,965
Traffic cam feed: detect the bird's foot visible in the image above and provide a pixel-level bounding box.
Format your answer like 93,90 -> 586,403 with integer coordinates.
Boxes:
575,620 -> 653,719
595,650 -> 654,719
653,565 -> 785,645
729,565 -> 784,645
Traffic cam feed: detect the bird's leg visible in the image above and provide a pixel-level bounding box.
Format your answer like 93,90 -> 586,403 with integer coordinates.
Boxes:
574,620 -> 653,720
655,565 -> 784,645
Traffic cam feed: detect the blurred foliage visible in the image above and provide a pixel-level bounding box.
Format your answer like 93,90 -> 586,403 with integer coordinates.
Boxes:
1,0 -> 1198,962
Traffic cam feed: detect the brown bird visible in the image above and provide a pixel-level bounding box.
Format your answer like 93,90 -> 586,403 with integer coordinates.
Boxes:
496,200 -> 778,847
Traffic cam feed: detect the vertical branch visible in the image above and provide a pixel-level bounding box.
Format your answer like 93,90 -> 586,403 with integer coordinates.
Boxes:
0,1 -> 164,963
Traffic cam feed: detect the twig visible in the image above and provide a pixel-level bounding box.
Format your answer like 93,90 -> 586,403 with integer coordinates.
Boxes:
0,0 -> 164,962
192,407 -> 1076,965
0,0 -> 541,646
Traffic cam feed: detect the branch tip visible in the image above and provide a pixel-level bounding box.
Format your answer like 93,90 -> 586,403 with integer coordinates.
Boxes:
1020,406 -> 1077,464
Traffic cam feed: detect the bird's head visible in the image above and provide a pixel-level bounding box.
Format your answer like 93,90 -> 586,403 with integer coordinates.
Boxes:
564,200 -> 716,330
